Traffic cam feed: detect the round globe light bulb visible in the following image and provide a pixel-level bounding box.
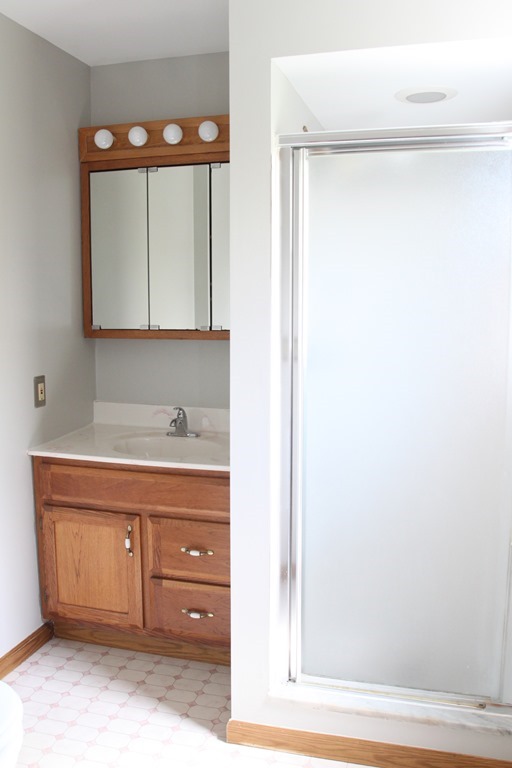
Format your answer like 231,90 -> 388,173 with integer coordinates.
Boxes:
198,120 -> 219,143
93,129 -> 114,149
128,126 -> 148,147
163,123 -> 183,145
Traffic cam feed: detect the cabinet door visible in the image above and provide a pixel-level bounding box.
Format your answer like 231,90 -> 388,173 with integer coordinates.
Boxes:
149,165 -> 210,330
42,506 -> 143,629
211,162 -> 230,330
90,169 -> 148,329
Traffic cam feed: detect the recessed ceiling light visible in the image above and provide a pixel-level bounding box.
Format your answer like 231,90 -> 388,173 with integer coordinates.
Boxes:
406,91 -> 447,103
395,87 -> 457,104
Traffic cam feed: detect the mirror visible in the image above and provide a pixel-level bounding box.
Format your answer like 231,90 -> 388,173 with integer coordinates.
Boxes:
79,114 -> 230,340
89,163 -> 229,333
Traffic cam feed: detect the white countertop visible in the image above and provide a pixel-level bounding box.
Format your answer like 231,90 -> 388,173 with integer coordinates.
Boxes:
28,402 -> 230,473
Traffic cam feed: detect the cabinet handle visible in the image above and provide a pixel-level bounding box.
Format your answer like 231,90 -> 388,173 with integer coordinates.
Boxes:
180,547 -> 214,557
181,609 -> 214,619
125,525 -> 134,557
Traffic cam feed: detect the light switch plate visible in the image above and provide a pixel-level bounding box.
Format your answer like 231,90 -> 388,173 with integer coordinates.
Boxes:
34,375 -> 46,407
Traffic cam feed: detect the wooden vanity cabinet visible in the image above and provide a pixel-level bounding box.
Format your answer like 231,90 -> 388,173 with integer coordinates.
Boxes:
33,456 -> 230,664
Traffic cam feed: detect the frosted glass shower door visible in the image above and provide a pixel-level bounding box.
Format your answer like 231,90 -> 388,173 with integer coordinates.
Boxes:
297,145 -> 512,701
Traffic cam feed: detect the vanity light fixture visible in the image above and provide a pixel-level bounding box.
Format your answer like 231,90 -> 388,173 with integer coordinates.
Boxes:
198,120 -> 219,142
128,125 -> 149,146
163,123 -> 183,144
93,128 -> 115,149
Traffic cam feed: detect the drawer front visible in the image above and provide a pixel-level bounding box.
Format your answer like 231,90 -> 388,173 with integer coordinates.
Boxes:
148,517 -> 230,585
147,578 -> 230,644
40,462 -> 229,521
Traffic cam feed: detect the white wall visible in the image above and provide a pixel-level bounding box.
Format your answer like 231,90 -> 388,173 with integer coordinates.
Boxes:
271,65 -> 324,133
0,14 -> 94,655
91,53 -> 230,409
229,0 -> 512,760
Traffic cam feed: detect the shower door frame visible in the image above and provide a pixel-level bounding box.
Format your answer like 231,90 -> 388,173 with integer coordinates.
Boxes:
278,122 -> 512,712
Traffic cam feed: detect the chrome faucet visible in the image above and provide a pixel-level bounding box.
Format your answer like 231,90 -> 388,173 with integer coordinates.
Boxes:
167,406 -> 198,438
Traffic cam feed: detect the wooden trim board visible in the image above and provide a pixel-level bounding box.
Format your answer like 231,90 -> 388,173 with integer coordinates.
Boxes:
53,622 -> 230,666
227,720 -> 512,768
0,623 -> 54,678
78,114 -> 229,164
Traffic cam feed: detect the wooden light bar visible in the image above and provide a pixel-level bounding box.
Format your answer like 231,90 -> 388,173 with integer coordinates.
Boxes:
79,114 -> 229,164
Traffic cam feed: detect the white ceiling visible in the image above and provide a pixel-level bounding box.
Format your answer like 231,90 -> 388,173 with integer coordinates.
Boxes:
276,38 -> 512,131
3,5 -> 512,132
0,0 -> 229,66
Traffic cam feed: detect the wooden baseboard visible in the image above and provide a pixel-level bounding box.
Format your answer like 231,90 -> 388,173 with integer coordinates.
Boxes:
53,622 -> 230,666
0,623 -> 54,679
227,720 -> 512,768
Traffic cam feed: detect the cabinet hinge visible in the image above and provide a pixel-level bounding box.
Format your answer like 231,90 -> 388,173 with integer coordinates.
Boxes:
43,588 -> 49,604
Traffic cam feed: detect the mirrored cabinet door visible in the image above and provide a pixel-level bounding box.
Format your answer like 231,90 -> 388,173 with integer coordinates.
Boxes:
211,163 -> 230,330
149,165 -> 210,330
89,163 -> 229,333
90,169 -> 149,329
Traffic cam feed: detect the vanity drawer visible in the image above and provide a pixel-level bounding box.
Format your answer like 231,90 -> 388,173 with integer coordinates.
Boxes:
148,517 -> 230,584
147,578 -> 230,644
39,461 -> 229,522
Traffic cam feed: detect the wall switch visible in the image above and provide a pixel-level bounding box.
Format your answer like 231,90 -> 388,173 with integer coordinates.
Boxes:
34,375 -> 46,407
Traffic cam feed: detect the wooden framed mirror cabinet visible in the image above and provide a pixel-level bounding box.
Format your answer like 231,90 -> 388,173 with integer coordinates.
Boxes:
79,114 -> 230,340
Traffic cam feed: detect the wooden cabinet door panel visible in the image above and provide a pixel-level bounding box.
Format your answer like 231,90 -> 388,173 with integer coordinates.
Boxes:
147,578 -> 230,645
148,517 -> 230,584
42,506 -> 143,629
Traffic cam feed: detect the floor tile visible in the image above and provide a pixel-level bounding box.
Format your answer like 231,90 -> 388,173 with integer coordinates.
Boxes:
4,637 -> 354,768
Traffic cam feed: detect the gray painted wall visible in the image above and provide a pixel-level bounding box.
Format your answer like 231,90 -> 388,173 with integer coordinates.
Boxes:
91,52 -> 229,124
90,53 -> 230,408
95,340 -> 229,407
0,12 -> 94,653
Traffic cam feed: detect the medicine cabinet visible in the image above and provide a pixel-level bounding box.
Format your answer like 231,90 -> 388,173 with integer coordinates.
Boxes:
79,115 -> 230,339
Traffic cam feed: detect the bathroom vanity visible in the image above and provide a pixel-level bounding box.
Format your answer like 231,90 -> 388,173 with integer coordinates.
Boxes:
30,406 -> 230,665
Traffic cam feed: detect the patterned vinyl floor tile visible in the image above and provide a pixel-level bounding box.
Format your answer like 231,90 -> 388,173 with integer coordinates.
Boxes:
4,638 -> 371,768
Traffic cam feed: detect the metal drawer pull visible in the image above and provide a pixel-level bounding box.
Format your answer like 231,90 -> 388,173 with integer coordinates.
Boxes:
125,525 -> 134,557
181,609 -> 214,620
180,547 -> 214,557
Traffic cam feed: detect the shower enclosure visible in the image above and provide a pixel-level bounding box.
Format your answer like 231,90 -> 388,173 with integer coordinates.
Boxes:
281,125 -> 512,707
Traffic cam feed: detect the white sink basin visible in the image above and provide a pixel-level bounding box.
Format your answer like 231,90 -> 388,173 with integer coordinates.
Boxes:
112,431 -> 228,465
